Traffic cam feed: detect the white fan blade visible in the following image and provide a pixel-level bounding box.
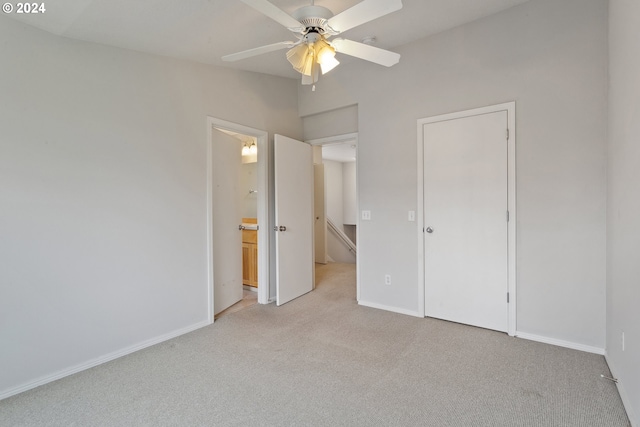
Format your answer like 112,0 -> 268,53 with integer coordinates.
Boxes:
222,41 -> 294,62
327,0 -> 402,34
241,0 -> 303,30
332,38 -> 400,67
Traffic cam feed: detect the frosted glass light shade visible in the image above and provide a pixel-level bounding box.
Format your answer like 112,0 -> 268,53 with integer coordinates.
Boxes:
301,56 -> 319,85
287,44 -> 310,74
320,54 -> 339,74
316,42 -> 339,74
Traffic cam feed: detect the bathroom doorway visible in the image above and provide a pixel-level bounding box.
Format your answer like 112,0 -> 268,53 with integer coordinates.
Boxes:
207,118 -> 269,321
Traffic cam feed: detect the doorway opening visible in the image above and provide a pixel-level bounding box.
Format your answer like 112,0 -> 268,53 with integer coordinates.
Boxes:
308,133 -> 359,301
207,117 -> 270,322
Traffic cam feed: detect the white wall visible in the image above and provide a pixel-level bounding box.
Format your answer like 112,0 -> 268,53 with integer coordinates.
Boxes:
303,105 -> 358,141
299,0 -> 608,349
324,160 -> 356,264
342,162 -> 357,225
326,229 -> 356,264
324,159 -> 357,228
324,160 -> 344,228
0,16 -> 302,398
607,0 -> 640,422
240,163 -> 258,218
312,145 -> 323,165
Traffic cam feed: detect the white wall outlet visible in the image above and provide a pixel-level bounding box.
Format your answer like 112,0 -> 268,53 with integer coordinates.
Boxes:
361,210 -> 371,220
408,210 -> 415,221
384,274 -> 391,285
622,331 -> 625,351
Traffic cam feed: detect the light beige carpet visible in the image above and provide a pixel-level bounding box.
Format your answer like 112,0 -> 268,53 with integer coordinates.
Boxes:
0,263 -> 630,426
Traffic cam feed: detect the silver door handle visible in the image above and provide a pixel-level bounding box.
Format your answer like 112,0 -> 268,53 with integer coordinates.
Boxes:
426,227 -> 434,233
239,225 -> 245,230
274,225 -> 286,232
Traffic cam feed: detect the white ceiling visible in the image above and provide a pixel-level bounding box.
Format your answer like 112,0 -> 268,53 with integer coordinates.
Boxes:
7,0 -> 530,79
322,141 -> 357,163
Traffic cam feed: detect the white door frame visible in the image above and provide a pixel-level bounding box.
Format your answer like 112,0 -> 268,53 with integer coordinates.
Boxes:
416,103 -> 516,336
207,117 -> 270,322
306,132 -> 360,301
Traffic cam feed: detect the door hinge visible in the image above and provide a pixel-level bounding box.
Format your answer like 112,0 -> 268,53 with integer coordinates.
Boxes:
507,292 -> 510,303
506,128 -> 510,140
506,210 -> 510,222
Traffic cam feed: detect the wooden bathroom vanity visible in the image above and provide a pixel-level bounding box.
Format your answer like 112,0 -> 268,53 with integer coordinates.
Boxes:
241,217 -> 258,288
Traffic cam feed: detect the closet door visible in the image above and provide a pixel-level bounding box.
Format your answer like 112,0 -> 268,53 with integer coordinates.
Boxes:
423,111 -> 508,332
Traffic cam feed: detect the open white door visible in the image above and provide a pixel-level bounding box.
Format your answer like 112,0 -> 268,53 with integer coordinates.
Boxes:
212,128 -> 244,315
274,134 -> 314,305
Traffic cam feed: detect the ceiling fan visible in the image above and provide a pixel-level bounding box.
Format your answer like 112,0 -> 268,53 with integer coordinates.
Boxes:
222,0 -> 403,87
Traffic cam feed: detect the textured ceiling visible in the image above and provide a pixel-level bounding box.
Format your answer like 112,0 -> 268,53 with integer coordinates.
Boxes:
7,0 -> 530,79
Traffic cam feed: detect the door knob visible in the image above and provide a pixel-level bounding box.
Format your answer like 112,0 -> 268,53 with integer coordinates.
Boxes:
426,227 -> 434,233
273,225 -> 286,232
238,225 -> 245,230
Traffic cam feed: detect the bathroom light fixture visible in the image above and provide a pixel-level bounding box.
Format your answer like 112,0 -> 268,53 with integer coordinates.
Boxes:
242,142 -> 257,156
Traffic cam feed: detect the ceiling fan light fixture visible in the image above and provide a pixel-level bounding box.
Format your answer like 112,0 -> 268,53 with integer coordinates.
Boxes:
320,55 -> 339,74
286,44 -> 309,72
317,45 -> 339,74
287,43 -> 318,76
301,48 -> 316,76
301,57 -> 319,85
301,73 -> 313,85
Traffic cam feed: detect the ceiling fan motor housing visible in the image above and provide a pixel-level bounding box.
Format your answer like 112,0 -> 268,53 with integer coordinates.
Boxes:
292,5 -> 334,32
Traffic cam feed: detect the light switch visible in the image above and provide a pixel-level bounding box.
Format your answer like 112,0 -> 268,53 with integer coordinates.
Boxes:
361,210 -> 371,220
408,210 -> 416,221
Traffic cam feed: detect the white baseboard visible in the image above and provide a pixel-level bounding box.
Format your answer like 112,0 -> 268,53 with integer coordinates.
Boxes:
358,300 -> 423,318
0,319 -> 211,401
515,331 -> 605,355
605,355 -> 638,427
